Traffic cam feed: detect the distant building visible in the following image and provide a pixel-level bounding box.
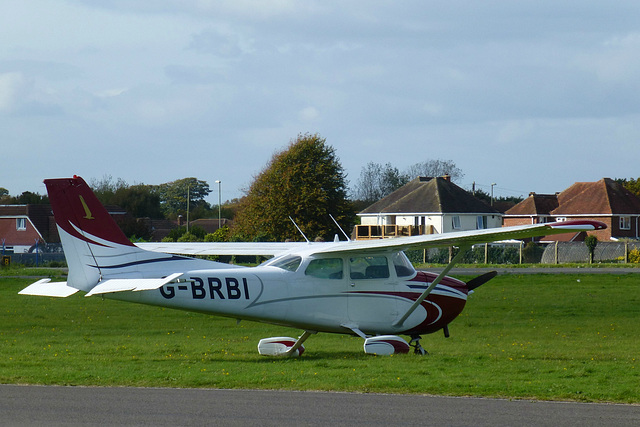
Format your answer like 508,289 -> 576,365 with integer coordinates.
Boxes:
355,176 -> 502,239
0,205 -> 52,253
504,178 -> 640,241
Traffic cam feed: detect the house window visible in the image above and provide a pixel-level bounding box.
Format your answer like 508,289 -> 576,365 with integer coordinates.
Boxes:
452,216 -> 461,230
476,216 -> 488,229
620,217 -> 631,230
16,218 -> 26,231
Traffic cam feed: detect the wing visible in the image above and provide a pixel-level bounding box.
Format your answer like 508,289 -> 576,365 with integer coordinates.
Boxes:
309,220 -> 606,255
135,220 -> 606,257
136,241 -> 310,256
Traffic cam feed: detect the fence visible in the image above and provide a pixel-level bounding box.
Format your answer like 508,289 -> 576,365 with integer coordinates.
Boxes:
1,244 -> 66,267
407,241 -> 640,265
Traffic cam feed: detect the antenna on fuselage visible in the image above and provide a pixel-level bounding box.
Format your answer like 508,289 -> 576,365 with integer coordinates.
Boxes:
330,214 -> 351,241
289,216 -> 310,243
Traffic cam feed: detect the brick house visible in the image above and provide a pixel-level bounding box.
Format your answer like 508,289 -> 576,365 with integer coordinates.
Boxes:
0,205 -> 53,253
355,176 -> 502,239
503,178 -> 640,241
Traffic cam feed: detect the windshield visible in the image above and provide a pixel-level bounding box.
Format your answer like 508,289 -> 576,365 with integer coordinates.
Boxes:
262,255 -> 302,272
392,252 -> 416,277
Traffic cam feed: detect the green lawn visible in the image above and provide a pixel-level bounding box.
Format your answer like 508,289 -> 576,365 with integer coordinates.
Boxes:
1,273 -> 638,403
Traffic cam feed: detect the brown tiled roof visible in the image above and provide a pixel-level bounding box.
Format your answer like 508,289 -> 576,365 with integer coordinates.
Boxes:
359,176 -> 499,215
552,178 -> 640,215
505,194 -> 558,216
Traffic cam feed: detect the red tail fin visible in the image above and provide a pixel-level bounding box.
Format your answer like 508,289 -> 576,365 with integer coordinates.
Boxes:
45,176 -> 135,247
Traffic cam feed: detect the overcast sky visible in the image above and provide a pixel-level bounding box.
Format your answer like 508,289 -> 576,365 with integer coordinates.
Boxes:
2,1 -> 640,205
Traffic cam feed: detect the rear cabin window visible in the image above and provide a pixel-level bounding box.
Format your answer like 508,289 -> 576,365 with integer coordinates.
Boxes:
305,258 -> 343,279
349,256 -> 389,280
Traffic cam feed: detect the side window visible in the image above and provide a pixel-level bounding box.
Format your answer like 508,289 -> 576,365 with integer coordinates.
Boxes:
305,258 -> 343,279
392,252 -> 415,277
349,256 -> 389,280
16,218 -> 26,231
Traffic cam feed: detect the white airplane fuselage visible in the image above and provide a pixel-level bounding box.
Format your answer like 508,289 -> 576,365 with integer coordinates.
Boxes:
109,258 -> 468,337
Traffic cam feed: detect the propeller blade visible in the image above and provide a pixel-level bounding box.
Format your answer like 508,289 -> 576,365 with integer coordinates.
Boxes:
466,270 -> 498,291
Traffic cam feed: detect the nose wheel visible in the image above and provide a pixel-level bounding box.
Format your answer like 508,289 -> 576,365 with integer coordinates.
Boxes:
409,335 -> 428,355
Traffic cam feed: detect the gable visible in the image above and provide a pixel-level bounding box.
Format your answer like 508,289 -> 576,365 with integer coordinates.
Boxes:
0,216 -> 43,246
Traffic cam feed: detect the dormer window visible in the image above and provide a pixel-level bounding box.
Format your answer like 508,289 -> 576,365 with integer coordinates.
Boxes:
16,218 -> 26,231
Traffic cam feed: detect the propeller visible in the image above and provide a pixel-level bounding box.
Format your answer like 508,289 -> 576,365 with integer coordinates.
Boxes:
465,270 -> 498,291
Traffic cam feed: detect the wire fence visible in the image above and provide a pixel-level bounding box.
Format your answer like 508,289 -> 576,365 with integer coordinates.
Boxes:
1,244 -> 66,267
407,241 -> 640,265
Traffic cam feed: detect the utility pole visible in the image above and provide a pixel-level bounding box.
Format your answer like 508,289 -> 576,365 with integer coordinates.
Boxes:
491,183 -> 496,206
215,180 -> 222,230
186,185 -> 190,234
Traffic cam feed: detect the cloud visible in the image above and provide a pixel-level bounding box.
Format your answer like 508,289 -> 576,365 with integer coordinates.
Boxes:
0,72 -> 26,112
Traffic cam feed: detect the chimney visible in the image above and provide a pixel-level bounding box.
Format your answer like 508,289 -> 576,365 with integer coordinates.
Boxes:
442,174 -> 451,182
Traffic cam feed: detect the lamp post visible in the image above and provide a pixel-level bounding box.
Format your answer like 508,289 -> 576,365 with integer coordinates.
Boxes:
491,183 -> 496,206
215,180 -> 221,229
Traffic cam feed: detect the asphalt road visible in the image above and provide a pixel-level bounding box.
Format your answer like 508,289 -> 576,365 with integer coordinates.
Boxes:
1,385 -> 639,426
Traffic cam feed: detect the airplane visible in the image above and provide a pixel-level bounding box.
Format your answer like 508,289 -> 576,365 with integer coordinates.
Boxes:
20,176 -> 607,356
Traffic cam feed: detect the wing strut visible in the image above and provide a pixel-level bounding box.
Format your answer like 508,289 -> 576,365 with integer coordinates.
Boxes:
283,330 -> 316,356
393,245 -> 470,328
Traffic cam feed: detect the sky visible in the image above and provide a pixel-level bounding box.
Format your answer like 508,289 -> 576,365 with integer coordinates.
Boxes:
2,1 -> 640,206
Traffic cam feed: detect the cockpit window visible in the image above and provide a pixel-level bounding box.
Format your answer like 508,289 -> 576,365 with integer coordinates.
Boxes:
305,258 -> 343,279
266,255 -> 302,272
392,252 -> 416,277
349,256 -> 389,280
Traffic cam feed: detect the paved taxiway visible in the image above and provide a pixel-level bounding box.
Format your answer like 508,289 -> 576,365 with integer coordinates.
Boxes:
1,385 -> 639,426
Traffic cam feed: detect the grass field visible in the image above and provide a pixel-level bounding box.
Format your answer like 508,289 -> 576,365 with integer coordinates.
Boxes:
1,271 -> 638,403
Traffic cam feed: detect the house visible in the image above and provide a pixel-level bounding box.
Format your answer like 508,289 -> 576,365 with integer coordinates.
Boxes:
0,203 -> 131,252
0,205 -> 52,253
503,178 -> 640,241
355,176 -> 502,239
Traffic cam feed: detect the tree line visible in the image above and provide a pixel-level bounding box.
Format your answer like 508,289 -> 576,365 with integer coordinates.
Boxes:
5,133 -> 638,243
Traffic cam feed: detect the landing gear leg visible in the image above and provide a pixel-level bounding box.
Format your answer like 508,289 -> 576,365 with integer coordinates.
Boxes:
409,335 -> 428,355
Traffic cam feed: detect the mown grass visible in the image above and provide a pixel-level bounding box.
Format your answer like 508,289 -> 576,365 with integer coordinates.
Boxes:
1,273 -> 638,403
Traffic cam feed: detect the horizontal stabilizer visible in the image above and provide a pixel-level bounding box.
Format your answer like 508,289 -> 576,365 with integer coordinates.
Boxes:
19,279 -> 80,298
85,273 -> 183,297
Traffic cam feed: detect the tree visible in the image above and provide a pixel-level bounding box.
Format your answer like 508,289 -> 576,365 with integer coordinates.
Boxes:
353,159 -> 464,205
13,191 -> 49,204
90,176 -> 163,219
353,162 -> 409,204
112,185 -> 163,219
619,177 -> 640,198
233,133 -> 354,242
404,159 -> 464,182
585,235 -> 598,264
156,178 -> 211,218
90,175 -> 128,205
